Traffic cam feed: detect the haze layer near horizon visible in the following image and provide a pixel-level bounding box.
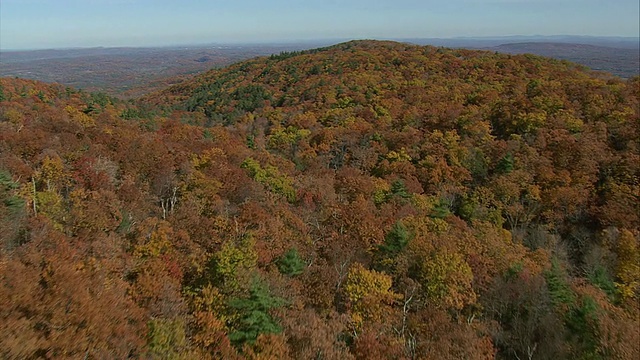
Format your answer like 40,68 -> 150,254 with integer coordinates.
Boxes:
1,0 -> 638,50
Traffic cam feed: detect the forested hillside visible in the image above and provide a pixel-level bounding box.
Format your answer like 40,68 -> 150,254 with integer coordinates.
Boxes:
1,40 -> 638,359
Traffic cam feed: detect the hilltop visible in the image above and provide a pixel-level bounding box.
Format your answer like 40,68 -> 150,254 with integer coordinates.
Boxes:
0,40 -> 639,359
2,37 -> 638,98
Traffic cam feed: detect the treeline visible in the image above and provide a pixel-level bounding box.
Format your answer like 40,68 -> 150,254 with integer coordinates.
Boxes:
0,40 -> 638,359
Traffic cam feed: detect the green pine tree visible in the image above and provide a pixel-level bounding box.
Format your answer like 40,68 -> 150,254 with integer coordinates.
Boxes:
497,152 -> 514,174
378,221 -> 411,257
228,278 -> 286,347
545,258 -> 575,307
277,248 -> 305,277
390,180 -> 411,200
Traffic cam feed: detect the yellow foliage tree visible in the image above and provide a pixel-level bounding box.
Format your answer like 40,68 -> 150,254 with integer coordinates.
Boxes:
343,263 -> 401,328
133,219 -> 175,258
417,250 -> 476,310
213,234 -> 258,295
191,285 -> 238,357
615,229 -> 640,300
64,105 -> 95,127
40,156 -> 66,191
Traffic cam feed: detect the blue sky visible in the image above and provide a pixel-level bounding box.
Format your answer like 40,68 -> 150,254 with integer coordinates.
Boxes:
1,0 -> 638,50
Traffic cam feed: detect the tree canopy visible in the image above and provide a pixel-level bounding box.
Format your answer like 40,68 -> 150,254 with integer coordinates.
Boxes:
1,40 -> 638,359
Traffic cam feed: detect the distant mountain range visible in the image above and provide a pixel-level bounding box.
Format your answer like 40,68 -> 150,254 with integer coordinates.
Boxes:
404,36 -> 639,78
487,42 -> 639,78
404,35 -> 640,49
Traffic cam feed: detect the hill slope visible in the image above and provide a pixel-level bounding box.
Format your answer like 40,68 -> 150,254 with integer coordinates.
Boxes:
0,43 -> 331,98
1,40 -> 639,359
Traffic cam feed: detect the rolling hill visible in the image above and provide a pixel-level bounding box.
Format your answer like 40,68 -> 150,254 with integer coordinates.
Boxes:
0,43 -> 332,98
1,40 -> 638,359
2,37 -> 638,99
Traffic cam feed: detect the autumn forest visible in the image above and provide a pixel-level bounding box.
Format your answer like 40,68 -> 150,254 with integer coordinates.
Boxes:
0,40 -> 638,359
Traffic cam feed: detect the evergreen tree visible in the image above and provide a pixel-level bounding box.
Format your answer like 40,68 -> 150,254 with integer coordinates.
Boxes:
228,278 -> 286,347
497,152 -> 515,174
277,248 -> 305,277
378,221 -> 411,257
389,180 -> 411,200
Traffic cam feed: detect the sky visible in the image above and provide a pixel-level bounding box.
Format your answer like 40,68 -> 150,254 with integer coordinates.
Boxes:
0,0 -> 638,50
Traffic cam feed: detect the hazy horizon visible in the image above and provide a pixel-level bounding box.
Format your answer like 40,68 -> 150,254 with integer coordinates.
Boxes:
1,0 -> 639,51
1,35 -> 639,53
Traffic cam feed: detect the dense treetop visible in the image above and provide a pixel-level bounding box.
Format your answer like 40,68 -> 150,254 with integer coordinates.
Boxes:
1,40 -> 638,359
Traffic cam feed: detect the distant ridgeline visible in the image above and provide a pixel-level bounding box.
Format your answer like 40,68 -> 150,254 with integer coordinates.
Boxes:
1,40 -> 638,359
489,41 -> 640,79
